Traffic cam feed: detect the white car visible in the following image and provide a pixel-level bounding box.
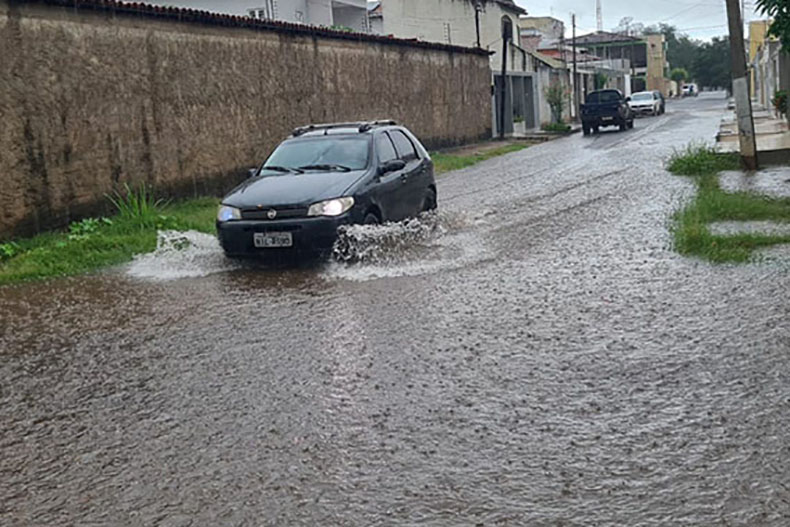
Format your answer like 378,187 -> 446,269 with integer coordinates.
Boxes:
682,83 -> 698,97
628,91 -> 662,116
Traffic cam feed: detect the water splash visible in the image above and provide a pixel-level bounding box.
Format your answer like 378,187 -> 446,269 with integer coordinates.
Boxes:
332,212 -> 445,264
325,211 -> 491,281
126,230 -> 239,281
125,211 -> 490,283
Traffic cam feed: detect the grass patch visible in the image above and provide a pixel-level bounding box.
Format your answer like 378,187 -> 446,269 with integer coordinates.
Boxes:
432,143 -> 529,175
667,143 -> 740,176
0,192 -> 219,285
668,144 -> 790,263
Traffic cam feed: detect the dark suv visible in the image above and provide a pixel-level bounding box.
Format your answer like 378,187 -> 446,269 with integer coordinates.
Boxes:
581,89 -> 634,135
216,120 -> 436,259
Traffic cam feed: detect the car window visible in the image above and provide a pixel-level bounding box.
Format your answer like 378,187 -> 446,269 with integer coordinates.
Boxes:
265,137 -> 370,170
376,133 -> 398,164
389,130 -> 418,161
586,91 -> 621,104
632,93 -> 653,101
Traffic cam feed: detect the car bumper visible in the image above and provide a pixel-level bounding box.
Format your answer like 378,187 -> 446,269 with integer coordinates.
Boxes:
582,115 -> 620,126
631,106 -> 656,114
216,213 -> 353,258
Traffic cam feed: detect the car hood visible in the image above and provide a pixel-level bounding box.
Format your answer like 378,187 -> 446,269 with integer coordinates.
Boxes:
222,170 -> 367,208
629,101 -> 654,106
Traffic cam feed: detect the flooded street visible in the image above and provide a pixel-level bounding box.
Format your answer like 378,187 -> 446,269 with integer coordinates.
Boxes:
2,94 -> 790,525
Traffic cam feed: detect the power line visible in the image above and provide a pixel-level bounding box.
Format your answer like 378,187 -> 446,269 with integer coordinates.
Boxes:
661,2 -> 722,22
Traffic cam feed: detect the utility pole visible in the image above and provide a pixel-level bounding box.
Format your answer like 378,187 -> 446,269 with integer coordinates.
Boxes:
499,20 -> 511,139
572,14 -> 578,121
726,0 -> 758,169
474,1 -> 482,48
596,0 -> 603,32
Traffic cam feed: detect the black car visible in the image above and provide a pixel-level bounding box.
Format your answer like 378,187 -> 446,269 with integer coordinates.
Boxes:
216,120 -> 436,259
580,89 -> 634,135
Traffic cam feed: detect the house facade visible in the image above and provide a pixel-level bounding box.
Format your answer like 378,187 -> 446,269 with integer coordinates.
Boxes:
750,33 -> 790,115
520,17 -> 630,121
145,0 -> 368,32
574,31 -> 668,95
519,16 -> 564,51
749,20 -> 773,101
370,0 -> 540,135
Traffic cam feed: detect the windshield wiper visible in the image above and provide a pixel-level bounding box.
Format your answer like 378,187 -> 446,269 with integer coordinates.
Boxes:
261,165 -> 303,173
298,164 -> 352,172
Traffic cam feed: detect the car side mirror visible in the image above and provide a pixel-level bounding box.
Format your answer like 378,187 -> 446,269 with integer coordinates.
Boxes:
379,159 -> 406,175
248,167 -> 259,178
625,96 -> 631,102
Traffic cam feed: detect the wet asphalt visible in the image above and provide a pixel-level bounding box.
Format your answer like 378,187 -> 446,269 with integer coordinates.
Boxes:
2,93 -> 790,526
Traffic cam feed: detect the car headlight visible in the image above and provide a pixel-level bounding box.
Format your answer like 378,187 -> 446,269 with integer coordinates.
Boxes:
217,205 -> 241,222
307,197 -> 355,217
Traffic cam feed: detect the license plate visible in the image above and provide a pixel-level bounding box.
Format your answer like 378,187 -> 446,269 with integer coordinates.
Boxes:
254,232 -> 293,248
602,116 -> 613,122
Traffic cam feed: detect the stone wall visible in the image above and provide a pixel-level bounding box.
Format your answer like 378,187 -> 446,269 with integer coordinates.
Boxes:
0,0 -> 492,238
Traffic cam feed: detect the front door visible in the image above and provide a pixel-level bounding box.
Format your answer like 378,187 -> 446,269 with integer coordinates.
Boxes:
373,132 -> 411,221
388,130 -> 427,215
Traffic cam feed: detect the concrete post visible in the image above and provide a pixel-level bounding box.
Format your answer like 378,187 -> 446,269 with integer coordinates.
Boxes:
726,0 -> 758,170
572,14 -> 578,122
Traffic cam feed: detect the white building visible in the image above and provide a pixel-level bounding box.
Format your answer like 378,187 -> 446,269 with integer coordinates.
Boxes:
369,0 -> 540,135
145,0 -> 368,32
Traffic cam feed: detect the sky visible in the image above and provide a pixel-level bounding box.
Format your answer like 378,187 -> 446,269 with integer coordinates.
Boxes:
515,0 -> 763,41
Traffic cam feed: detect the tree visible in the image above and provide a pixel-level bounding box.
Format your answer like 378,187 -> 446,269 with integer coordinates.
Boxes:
645,24 -> 701,77
595,73 -> 609,89
544,81 -> 569,124
694,37 -> 731,92
756,0 -> 790,48
614,17 -> 644,36
670,67 -> 689,87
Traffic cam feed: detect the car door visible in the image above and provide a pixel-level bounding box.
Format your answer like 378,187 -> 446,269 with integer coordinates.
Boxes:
388,129 -> 427,216
373,132 -> 410,221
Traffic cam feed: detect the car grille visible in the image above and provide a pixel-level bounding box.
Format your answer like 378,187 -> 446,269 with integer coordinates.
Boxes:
241,207 -> 308,220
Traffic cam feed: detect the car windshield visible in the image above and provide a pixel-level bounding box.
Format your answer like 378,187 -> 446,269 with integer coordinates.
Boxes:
586,91 -> 621,103
631,93 -> 653,101
263,137 -> 370,172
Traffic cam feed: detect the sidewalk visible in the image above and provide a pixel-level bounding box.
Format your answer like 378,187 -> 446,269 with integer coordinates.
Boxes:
512,124 -> 582,141
716,104 -> 790,165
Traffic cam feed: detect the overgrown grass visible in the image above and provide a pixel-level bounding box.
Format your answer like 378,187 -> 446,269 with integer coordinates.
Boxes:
669,144 -> 790,263
432,143 -> 529,175
0,191 -> 219,285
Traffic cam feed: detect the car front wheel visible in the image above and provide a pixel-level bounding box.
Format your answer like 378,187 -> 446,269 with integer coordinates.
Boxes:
422,188 -> 437,212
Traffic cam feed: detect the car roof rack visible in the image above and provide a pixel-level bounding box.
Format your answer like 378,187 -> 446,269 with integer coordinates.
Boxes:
291,120 -> 397,137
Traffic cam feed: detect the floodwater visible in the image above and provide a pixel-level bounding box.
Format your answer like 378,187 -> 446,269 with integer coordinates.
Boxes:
2,94 -> 790,525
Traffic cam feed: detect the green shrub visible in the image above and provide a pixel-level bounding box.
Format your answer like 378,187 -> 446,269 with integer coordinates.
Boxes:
106,183 -> 172,229
773,90 -> 788,116
0,242 -> 21,262
541,122 -> 571,133
68,217 -> 113,240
